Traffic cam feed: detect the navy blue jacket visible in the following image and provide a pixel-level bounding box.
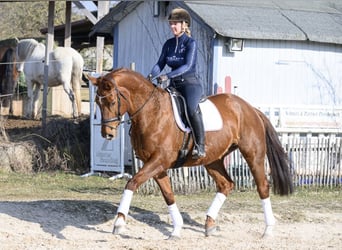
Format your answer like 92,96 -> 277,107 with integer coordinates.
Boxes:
150,33 -> 203,116
150,33 -> 197,79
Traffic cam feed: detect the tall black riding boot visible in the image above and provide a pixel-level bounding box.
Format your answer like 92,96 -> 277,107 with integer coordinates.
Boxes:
189,108 -> 206,159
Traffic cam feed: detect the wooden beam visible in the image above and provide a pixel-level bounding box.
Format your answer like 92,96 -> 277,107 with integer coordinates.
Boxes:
96,1 -> 110,73
64,1 -> 72,47
73,1 -> 97,24
42,1 -> 55,131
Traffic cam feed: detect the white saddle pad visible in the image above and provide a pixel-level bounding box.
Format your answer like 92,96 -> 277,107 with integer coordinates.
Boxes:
170,96 -> 223,133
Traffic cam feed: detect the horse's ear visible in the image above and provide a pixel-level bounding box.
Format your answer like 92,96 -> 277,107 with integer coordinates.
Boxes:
84,73 -> 98,86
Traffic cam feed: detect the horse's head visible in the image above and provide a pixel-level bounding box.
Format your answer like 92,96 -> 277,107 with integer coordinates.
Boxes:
15,58 -> 24,73
15,44 -> 25,73
88,72 -> 128,140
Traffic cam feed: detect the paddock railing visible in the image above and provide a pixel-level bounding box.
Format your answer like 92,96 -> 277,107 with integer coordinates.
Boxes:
284,135 -> 341,188
134,134 -> 342,194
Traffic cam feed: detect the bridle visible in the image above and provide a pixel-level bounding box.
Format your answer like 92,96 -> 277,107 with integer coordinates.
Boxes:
96,78 -> 157,129
96,85 -> 124,127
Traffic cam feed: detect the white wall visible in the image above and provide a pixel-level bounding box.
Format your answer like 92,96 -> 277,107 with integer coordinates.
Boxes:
114,2 -> 171,74
215,38 -> 342,107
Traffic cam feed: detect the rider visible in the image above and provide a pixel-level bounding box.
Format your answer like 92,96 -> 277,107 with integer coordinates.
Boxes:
148,7 -> 206,159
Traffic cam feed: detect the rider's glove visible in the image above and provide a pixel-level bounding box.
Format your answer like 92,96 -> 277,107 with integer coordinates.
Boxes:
157,75 -> 168,84
146,74 -> 153,81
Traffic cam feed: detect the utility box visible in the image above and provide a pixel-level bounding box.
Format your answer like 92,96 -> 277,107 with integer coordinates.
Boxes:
86,80 -> 124,175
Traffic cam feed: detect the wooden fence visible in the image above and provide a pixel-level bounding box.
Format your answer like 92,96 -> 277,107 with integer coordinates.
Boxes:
284,135 -> 341,188
133,135 -> 342,194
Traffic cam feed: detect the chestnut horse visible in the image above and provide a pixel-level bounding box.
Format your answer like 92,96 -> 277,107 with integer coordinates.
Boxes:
88,68 -> 293,239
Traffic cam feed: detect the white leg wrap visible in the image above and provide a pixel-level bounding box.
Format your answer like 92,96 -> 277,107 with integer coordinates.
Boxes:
117,189 -> 133,218
168,203 -> 183,237
206,192 -> 226,220
261,197 -> 276,226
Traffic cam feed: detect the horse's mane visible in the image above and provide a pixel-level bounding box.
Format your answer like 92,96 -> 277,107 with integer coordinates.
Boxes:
17,39 -> 40,60
111,67 -> 147,80
115,68 -> 166,93
112,67 -> 132,75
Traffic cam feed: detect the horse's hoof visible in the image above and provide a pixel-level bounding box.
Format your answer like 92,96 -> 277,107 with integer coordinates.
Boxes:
262,225 -> 274,238
112,216 -> 126,235
112,225 -> 125,235
205,225 -> 217,237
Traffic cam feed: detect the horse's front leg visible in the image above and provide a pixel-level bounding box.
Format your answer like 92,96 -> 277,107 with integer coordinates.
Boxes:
113,157 -> 166,235
32,84 -> 41,119
204,160 -> 234,236
25,80 -> 34,118
112,189 -> 133,235
154,171 -> 183,239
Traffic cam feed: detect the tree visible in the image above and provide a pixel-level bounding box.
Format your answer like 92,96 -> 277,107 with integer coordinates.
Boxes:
0,1 -> 81,39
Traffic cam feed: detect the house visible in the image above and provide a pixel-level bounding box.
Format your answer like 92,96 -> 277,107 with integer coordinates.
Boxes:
90,0 -> 342,132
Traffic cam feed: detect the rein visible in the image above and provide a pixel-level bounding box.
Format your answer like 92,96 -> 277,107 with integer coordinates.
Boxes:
97,80 -> 157,127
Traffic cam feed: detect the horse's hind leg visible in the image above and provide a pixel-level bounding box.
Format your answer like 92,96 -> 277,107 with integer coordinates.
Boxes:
63,85 -> 78,119
9,97 -> 13,116
204,159 -> 235,236
240,145 -> 276,237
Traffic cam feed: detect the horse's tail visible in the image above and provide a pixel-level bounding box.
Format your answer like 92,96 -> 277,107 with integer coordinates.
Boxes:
256,109 -> 294,196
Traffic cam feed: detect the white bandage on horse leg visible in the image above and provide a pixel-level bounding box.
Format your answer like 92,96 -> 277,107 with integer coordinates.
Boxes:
168,203 -> 183,237
206,192 -> 226,220
117,189 -> 133,218
261,197 -> 276,226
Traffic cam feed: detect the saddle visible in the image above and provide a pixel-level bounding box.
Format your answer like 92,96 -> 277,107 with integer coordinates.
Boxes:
166,87 -> 223,168
167,87 -> 191,130
167,87 -> 223,133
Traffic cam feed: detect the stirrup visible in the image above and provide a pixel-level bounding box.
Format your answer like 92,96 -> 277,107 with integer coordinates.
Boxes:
192,145 -> 206,159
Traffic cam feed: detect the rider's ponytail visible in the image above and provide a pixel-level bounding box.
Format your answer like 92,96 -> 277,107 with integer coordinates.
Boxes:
183,22 -> 191,37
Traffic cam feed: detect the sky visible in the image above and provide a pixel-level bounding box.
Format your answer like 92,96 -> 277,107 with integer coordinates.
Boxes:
79,1 -> 97,11
74,1 -> 117,12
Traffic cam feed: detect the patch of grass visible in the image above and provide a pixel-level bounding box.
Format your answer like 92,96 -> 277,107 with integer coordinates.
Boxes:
0,171 -> 126,201
0,171 -> 341,217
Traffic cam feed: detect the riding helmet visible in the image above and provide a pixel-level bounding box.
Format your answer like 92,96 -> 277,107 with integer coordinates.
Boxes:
168,8 -> 191,27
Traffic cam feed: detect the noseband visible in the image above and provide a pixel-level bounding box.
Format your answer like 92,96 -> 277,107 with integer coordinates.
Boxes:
96,78 -> 157,129
96,81 -> 124,129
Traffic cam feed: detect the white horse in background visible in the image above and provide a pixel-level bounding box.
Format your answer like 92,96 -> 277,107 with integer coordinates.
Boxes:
16,38 -> 84,119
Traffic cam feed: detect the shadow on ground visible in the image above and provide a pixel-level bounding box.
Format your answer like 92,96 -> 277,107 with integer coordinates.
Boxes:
0,199 -> 204,239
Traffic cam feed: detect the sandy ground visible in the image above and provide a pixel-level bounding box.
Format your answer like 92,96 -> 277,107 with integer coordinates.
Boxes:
0,198 -> 341,250
1,118 -> 341,249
